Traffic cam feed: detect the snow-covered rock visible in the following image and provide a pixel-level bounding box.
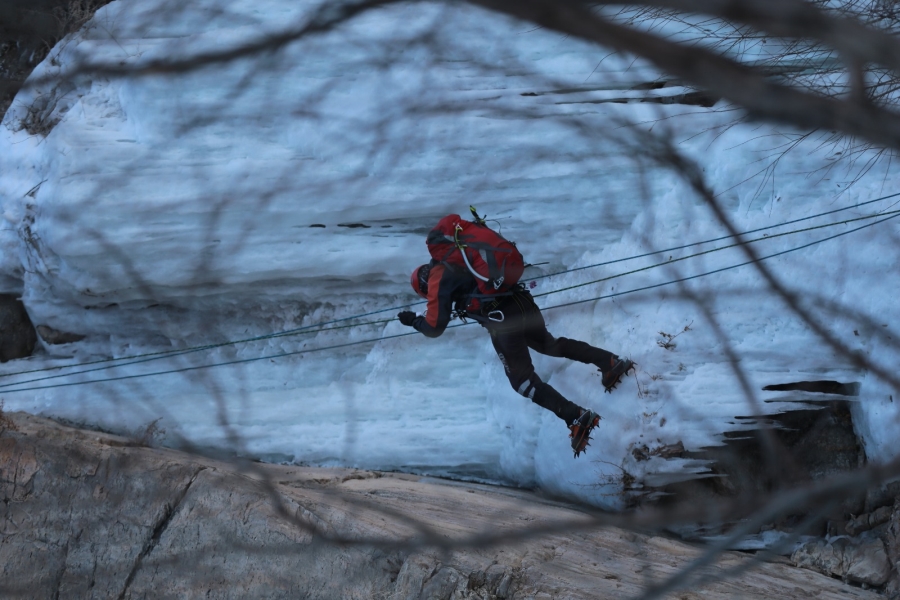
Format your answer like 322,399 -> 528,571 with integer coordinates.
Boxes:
0,0 -> 899,509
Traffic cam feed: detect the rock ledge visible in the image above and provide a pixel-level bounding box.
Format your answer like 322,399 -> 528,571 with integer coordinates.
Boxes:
0,412 -> 881,599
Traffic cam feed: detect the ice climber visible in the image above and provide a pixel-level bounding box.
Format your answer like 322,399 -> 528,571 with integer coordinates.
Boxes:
397,209 -> 634,457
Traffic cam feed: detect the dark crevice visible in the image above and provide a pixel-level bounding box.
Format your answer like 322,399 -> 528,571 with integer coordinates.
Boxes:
519,81 -> 681,96
117,467 -> 205,599
763,380 -> 861,396
51,541 -> 69,600
644,401 -> 863,538
644,90 -> 718,107
554,90 -> 718,107
630,80 -> 670,90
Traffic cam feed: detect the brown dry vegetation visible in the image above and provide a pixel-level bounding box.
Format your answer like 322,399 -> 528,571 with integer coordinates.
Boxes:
0,0 -> 110,119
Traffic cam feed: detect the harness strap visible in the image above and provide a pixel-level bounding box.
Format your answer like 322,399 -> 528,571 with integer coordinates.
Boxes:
454,225 -> 511,288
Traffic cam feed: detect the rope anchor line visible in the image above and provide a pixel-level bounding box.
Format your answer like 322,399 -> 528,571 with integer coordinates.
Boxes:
1,194 -> 898,391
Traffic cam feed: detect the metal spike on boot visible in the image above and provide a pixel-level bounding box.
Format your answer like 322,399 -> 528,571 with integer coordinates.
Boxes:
569,409 -> 601,458
602,357 -> 635,393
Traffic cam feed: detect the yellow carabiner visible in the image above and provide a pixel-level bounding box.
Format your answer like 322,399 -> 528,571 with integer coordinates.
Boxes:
454,223 -> 466,249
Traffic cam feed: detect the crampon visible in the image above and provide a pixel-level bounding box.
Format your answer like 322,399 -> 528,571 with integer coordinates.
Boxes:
602,358 -> 635,393
569,409 -> 601,458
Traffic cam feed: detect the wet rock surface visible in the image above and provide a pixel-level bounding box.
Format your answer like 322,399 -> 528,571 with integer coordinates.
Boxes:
0,412 -> 885,599
651,401 -> 864,519
624,395 -> 900,597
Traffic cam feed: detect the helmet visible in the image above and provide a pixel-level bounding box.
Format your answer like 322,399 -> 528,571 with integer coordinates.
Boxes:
410,264 -> 431,298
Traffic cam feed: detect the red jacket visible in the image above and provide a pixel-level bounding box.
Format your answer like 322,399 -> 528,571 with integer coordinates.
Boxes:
411,262 -> 477,338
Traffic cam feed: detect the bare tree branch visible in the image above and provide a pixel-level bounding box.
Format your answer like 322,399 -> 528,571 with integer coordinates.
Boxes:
471,0 -> 900,149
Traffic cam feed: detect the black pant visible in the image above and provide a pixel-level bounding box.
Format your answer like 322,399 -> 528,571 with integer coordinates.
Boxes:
484,291 -> 615,424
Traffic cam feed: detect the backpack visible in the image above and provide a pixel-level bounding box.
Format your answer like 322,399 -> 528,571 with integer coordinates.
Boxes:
425,208 -> 525,304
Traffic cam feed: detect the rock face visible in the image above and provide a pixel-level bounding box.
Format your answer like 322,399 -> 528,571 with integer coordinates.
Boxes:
792,537 -> 893,587
0,412 -> 885,599
0,295 -> 36,361
654,401 -> 865,521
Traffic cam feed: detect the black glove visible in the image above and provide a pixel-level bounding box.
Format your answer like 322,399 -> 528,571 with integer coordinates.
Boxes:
398,311 -> 417,327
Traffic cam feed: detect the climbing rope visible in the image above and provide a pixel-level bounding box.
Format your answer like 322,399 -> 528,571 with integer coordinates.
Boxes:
525,190 -> 900,282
